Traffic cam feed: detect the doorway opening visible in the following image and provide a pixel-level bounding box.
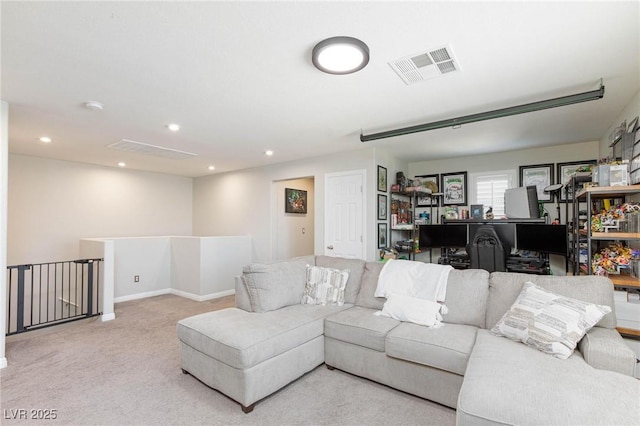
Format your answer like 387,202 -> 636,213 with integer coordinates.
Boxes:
272,177 -> 315,260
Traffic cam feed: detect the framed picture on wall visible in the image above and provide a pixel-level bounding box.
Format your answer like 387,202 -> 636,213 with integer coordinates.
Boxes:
377,165 -> 387,192
284,188 -> 307,214
519,164 -> 554,202
378,223 -> 388,248
556,160 -> 597,202
414,174 -> 439,207
441,171 -> 467,206
377,194 -> 387,220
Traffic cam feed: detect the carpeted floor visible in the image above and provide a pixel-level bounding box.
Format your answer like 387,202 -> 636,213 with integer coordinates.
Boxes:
1,294 -> 456,425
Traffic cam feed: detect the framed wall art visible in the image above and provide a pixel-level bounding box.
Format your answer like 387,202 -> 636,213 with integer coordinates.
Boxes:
377,165 -> 387,192
284,188 -> 307,214
556,160 -> 596,202
441,171 -> 467,206
377,194 -> 387,220
519,164 -> 554,202
414,174 -> 439,207
378,223 -> 388,248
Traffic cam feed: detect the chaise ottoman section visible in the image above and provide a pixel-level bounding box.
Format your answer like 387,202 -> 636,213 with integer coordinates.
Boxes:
457,329 -> 640,425
177,303 -> 352,411
385,322 -> 478,375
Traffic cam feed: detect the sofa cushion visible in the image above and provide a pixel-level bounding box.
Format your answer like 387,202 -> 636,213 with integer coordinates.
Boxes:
354,262 -> 386,310
457,330 -> 640,426
386,322 -> 478,375
301,264 -> 349,306
491,282 -> 611,359
441,269 -> 489,328
177,303 -> 351,370
316,256 -> 365,304
242,255 -> 315,312
324,306 -> 400,352
486,272 -> 617,330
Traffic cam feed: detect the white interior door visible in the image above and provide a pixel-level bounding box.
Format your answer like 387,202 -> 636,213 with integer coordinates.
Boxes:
324,170 -> 365,259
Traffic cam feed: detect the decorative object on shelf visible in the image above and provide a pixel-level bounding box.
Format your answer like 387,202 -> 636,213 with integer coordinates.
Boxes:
284,188 -> 307,214
628,116 -> 638,133
445,206 -> 459,219
609,120 -> 627,144
377,194 -> 387,220
470,204 -> 483,219
441,171 -> 467,206
519,163 -> 554,202
485,206 -> 494,219
414,174 -> 439,206
590,202 -> 640,233
378,223 -> 388,248
556,160 -> 596,202
591,243 -> 638,276
378,165 -> 388,192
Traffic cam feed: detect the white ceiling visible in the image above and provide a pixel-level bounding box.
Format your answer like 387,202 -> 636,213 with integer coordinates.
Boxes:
2,1 -> 639,178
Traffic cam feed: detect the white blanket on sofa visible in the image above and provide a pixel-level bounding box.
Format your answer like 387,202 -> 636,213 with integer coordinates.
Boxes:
374,260 -> 453,327
374,259 -> 452,302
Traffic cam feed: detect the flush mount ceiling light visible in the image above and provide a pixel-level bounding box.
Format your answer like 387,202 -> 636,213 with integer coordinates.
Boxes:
312,36 -> 369,75
265,150 -> 274,156
166,123 -> 180,132
39,136 -> 52,143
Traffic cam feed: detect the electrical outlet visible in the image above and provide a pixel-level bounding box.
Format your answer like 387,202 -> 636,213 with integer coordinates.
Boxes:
134,275 -> 140,283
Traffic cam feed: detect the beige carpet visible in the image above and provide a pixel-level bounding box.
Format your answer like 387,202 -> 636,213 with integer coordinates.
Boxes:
1,294 -> 456,425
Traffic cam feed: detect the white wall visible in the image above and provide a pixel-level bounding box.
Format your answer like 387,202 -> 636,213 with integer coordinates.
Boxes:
7,154 -> 193,265
193,147 -> 379,262
273,177 -> 314,260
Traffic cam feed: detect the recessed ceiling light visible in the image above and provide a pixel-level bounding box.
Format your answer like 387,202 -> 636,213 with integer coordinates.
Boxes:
208,165 -> 215,171
84,101 -> 104,111
118,162 -> 126,167
265,150 -> 274,156
312,36 -> 369,75
167,123 -> 180,132
39,136 -> 52,143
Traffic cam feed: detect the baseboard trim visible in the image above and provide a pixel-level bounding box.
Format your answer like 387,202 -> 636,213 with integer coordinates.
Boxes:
0,357 -> 7,369
101,313 -> 116,322
170,288 -> 235,302
114,289 -> 171,304
114,288 -> 235,304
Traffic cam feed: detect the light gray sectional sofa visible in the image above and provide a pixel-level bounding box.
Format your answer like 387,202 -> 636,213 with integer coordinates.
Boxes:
176,255 -> 640,424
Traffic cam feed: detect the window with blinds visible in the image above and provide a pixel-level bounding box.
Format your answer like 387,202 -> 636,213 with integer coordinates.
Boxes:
473,172 -> 513,218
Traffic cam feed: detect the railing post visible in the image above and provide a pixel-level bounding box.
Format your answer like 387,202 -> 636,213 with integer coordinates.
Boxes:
86,260 -> 94,317
16,265 -> 31,333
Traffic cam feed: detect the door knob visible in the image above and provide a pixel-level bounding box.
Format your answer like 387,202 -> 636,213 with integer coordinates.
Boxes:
327,245 -> 334,250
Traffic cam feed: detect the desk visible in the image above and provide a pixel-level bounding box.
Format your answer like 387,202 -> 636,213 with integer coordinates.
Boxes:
443,218 -> 546,224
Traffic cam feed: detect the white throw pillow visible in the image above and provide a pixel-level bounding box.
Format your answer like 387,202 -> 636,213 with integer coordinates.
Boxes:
377,293 -> 444,328
491,281 -> 612,359
301,265 -> 349,306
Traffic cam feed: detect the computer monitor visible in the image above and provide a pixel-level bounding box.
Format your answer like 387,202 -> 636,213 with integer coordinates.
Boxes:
419,224 -> 467,248
469,223 -> 516,252
516,224 -> 567,256
504,186 -> 539,219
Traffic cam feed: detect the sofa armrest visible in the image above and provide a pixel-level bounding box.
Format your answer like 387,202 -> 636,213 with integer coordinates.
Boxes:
234,275 -> 253,312
578,327 -> 637,376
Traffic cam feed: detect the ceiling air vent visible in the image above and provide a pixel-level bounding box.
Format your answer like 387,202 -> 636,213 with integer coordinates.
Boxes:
388,45 -> 459,85
107,139 -> 197,160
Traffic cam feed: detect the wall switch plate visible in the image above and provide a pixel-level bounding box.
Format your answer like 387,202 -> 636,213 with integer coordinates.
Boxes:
134,275 -> 140,283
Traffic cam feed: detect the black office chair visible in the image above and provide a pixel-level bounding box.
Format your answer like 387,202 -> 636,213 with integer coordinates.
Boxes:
466,225 -> 509,272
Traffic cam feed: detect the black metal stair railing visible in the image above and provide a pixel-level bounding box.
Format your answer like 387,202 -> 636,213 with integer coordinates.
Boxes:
5,258 -> 103,335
